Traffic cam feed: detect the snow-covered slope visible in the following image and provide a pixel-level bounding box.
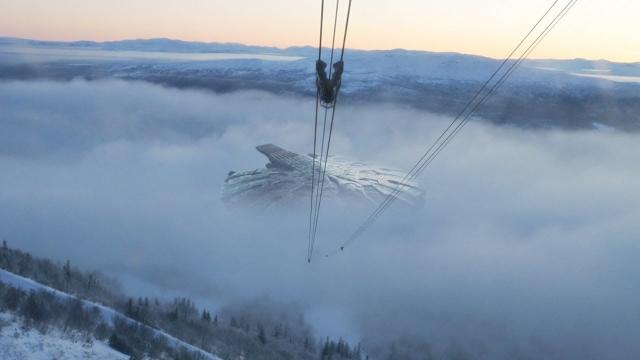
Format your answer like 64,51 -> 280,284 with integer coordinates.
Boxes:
0,269 -> 121,325
0,312 -> 128,360
0,269 -> 222,360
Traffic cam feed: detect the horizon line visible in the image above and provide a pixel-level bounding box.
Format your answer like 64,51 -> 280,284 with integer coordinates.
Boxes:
1,35 -> 638,64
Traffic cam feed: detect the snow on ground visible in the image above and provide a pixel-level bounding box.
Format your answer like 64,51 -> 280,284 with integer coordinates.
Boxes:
0,268 -> 121,326
0,312 -> 128,360
0,269 -> 222,360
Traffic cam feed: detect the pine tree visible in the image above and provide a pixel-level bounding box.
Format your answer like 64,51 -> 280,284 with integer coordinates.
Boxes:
272,324 -> 282,338
63,260 -> 72,291
257,323 -> 267,345
320,337 -> 331,360
0,240 -> 8,268
201,309 -> 211,322
22,291 -> 45,324
126,298 -> 134,318
168,306 -> 178,322
230,316 -> 238,328
87,273 -> 95,291
387,342 -> 398,360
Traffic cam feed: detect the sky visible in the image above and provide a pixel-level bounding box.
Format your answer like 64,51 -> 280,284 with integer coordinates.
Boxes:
1,79 -> 640,358
0,0 -> 638,62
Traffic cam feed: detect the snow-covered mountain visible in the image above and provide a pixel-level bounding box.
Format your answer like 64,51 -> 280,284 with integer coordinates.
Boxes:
0,312 -> 128,360
2,36 -> 637,82
1,37 -> 639,130
0,37 -> 290,54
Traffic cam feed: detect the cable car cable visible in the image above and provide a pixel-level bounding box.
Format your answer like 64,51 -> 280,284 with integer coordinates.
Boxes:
326,0 -> 578,257
309,0 -> 353,261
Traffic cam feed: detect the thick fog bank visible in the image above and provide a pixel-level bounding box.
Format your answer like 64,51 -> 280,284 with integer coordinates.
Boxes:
1,80 -> 639,359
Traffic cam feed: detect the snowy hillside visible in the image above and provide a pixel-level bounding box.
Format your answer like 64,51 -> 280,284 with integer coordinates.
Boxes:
0,268 -> 221,360
0,245 -> 359,360
0,312 -> 128,360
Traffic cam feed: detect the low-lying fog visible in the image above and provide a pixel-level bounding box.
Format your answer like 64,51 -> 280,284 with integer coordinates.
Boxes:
1,79 -> 639,359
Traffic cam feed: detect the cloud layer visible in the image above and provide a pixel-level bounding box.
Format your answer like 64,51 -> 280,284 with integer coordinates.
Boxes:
1,79 -> 639,359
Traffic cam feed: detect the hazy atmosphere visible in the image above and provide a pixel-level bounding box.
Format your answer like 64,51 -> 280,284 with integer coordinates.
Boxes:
1,0 -> 639,61
1,1 -> 639,359
2,79 -> 639,358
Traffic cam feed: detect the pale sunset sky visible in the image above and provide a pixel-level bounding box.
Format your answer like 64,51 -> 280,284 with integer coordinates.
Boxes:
0,0 -> 638,62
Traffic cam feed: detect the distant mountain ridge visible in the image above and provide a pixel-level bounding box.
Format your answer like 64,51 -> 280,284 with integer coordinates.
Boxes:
0,36 -> 295,55
1,37 -> 639,131
1,36 -> 638,67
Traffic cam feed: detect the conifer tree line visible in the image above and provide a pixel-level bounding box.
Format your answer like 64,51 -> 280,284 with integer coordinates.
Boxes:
0,241 -> 367,360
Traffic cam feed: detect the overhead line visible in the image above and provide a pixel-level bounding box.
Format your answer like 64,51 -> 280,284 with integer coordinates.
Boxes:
333,0 -> 564,250
310,0 -> 340,262
308,0 -> 326,262
309,0 -> 353,262
327,0 -> 578,257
